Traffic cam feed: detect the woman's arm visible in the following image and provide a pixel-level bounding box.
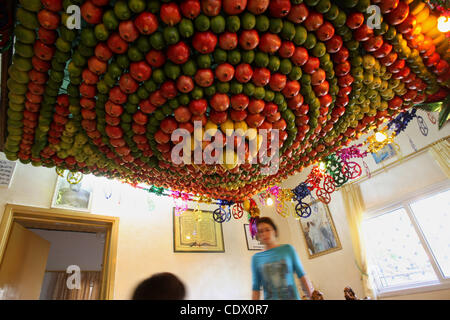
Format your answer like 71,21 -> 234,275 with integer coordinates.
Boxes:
299,275 -> 315,299
252,290 -> 260,300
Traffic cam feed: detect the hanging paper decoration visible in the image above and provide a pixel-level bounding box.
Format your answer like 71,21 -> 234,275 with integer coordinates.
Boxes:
305,166 -> 335,204
232,203 -> 243,220
427,112 -> 438,125
337,146 -> 365,179
171,191 -> 190,216
213,200 -> 234,223
248,199 -> 260,219
336,144 -> 368,163
417,115 -> 429,136
56,167 -> 65,177
66,171 -> 83,185
387,109 -> 417,135
365,128 -> 397,154
249,217 -> 258,240
213,206 -> 228,223
277,189 -> 294,218
324,154 -> 349,188
292,183 -> 312,219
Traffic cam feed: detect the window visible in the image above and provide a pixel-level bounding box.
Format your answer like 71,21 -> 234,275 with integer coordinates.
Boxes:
410,189 -> 450,278
363,185 -> 450,296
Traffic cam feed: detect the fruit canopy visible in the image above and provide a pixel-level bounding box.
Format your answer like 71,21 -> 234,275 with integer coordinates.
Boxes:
4,0 -> 449,202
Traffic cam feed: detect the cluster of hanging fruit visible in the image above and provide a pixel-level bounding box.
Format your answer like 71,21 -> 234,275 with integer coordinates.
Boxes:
3,0 -> 449,202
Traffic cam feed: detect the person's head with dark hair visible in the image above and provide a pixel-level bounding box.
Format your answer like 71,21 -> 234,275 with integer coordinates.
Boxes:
132,272 -> 186,300
256,217 -> 278,247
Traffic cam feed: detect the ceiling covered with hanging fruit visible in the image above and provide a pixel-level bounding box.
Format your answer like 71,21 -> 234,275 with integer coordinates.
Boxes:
1,0 -> 449,202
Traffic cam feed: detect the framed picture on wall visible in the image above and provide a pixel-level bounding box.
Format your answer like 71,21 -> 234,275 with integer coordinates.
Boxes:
244,224 -> 265,251
51,171 -> 94,212
371,143 -> 397,164
173,208 -> 225,253
298,201 -> 342,259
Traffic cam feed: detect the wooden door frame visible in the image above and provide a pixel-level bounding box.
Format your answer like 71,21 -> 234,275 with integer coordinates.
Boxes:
0,204 -> 119,300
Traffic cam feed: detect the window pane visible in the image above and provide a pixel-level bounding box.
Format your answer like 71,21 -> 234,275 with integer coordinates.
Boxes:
363,208 -> 438,291
410,189 -> 450,278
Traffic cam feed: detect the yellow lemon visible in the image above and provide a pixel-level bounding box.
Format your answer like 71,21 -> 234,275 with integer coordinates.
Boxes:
221,119 -> 235,136
204,120 -> 218,137
234,120 -> 248,136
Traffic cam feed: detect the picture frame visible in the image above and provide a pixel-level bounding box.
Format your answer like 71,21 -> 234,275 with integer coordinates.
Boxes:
244,224 -> 265,251
173,208 -> 225,253
371,143 -> 397,164
299,201 -> 342,259
0,159 -> 16,188
51,171 -> 94,212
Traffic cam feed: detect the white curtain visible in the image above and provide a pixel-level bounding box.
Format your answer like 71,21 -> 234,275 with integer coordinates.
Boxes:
342,184 -> 377,299
429,139 -> 450,178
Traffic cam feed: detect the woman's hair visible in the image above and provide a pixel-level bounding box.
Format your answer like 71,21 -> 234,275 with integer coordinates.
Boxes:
256,217 -> 278,237
132,272 -> 186,300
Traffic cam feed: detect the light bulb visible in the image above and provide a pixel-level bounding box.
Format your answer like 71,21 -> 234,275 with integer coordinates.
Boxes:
375,132 -> 387,142
437,16 -> 450,33
266,197 -> 273,206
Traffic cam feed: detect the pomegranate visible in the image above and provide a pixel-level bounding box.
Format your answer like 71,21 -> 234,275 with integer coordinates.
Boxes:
134,12 -> 158,35
247,0 -> 269,15
223,0 -> 247,15
180,0 -> 201,19
167,42 -> 190,64
238,30 -> 260,50
269,0 -> 291,18
160,3 -> 182,26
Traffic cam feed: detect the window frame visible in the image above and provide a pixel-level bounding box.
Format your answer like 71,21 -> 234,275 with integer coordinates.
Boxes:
363,179 -> 450,298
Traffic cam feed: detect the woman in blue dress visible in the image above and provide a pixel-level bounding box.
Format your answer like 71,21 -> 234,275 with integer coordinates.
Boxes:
251,217 -> 316,300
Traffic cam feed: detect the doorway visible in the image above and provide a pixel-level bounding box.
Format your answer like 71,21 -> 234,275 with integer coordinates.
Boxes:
0,204 -> 119,299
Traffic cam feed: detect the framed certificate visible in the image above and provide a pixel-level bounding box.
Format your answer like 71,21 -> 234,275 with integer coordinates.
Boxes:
173,208 -> 225,253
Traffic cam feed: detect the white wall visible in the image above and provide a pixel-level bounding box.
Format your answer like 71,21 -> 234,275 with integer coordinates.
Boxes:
29,229 -> 104,271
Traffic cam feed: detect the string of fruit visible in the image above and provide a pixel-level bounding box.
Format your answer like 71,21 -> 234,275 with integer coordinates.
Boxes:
3,0 -> 449,203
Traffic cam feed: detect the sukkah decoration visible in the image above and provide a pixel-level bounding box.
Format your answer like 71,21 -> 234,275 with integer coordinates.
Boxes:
292,182 -> 313,218
3,0 -> 449,203
248,199 -> 260,238
336,144 -> 367,180
427,112 -> 438,124
324,154 -> 348,187
55,167 -> 83,184
277,188 -> 294,218
365,128 -> 397,154
232,202 -> 243,219
417,114 -> 429,136
55,167 -> 65,177
171,190 -> 191,216
66,171 -> 83,184
305,166 -> 335,204
212,199 -> 234,223
387,109 -> 417,135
